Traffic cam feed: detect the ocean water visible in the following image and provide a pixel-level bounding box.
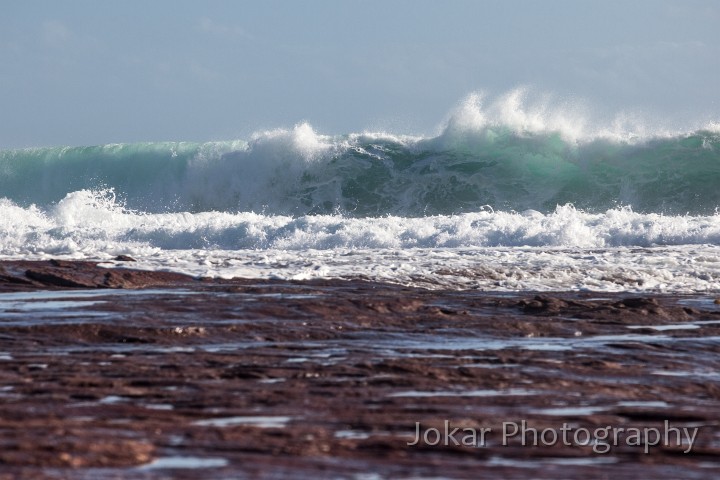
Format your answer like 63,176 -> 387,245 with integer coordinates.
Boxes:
1,91 -> 719,292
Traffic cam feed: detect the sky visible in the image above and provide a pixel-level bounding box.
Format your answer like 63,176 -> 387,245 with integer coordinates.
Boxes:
1,0 -> 719,148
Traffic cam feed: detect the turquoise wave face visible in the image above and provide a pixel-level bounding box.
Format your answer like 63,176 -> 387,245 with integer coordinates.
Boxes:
1,127 -> 719,216
297,130 -> 720,216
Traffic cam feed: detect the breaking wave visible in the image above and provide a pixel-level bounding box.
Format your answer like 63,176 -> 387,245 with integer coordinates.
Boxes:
2,90 -> 719,217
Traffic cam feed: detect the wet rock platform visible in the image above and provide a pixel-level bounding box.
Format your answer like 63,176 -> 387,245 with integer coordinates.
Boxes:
1,260 -> 720,478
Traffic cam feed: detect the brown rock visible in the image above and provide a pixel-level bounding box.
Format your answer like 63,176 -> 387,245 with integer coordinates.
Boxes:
1,260 -> 719,478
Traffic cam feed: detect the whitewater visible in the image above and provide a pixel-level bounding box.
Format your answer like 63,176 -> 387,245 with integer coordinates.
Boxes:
2,91 -> 719,292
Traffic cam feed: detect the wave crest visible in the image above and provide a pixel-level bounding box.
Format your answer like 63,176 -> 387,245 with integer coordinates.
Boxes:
1,92 -> 719,216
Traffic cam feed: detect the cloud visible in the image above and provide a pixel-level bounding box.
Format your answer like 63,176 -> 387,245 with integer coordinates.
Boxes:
197,17 -> 254,41
188,60 -> 224,83
42,20 -> 72,46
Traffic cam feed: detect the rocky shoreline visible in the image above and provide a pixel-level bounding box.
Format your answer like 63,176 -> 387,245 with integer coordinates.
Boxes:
1,260 -> 720,478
